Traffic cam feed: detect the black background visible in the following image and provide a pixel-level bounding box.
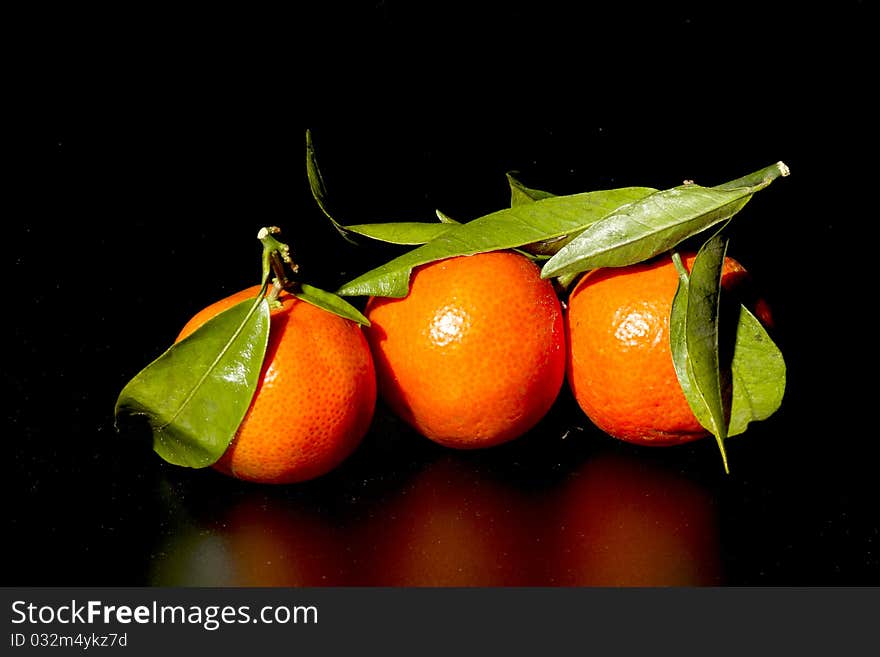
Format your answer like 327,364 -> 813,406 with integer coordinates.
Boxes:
7,2 -> 877,587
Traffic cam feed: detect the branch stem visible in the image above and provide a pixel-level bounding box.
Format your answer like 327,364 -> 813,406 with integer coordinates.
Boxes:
257,226 -> 301,301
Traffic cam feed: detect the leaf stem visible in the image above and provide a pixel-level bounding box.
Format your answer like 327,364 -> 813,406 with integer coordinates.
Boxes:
671,250 -> 689,281
712,161 -> 790,192
258,226 -> 301,300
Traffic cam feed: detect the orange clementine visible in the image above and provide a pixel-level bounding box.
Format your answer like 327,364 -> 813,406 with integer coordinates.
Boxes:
566,252 -> 770,446
176,285 -> 376,484
363,251 -> 566,449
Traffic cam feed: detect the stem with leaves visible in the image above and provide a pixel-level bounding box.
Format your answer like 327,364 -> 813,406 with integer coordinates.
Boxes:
257,226 -> 371,326
257,226 -> 301,305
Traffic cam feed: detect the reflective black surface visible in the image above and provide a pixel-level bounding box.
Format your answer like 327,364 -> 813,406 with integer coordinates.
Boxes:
9,110 -> 877,586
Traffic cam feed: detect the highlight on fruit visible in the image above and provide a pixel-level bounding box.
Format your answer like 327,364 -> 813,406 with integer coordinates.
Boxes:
114,129 -> 790,481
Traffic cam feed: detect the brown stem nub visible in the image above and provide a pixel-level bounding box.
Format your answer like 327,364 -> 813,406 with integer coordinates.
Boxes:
258,226 -> 301,297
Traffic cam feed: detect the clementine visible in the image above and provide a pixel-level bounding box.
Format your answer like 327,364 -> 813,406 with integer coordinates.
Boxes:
363,251 -> 565,449
176,285 -> 376,484
565,252 -> 771,446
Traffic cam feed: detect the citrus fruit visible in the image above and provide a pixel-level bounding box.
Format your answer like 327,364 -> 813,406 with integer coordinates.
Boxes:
363,251 -> 565,449
176,285 -> 376,484
565,252 -> 771,446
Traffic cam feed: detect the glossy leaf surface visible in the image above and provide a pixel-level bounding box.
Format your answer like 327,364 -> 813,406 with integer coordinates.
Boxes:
541,162 -> 789,279
506,174 -> 584,257
727,305 -> 786,436
115,297 -> 271,468
669,253 -> 713,432
294,283 -> 370,326
336,186 -> 657,298
670,238 -> 730,472
670,237 -> 787,470
684,235 -> 730,457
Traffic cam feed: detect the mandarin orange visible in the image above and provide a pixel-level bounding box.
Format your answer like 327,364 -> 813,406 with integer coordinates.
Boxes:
565,252 -> 771,446
363,251 -> 565,449
176,285 -> 376,484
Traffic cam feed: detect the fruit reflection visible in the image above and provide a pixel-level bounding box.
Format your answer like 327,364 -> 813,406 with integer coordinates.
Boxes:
356,456 -> 533,586
549,449 -> 723,586
220,496 -> 355,586
149,526 -> 241,587
150,494 -> 354,586
150,447 -> 723,587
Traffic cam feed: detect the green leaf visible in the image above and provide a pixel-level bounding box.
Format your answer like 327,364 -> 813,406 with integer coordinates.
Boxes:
671,246 -> 787,469
674,235 -> 730,472
336,186 -> 657,298
727,305 -> 786,436
308,137 -> 559,252
114,296 -> 271,468
507,172 -> 557,205
669,252 -> 714,432
305,129 -> 358,244
435,209 -> 461,224
307,129 -> 456,247
505,174 -> 590,257
541,161 -> 790,279
294,283 -> 371,326
341,221 -> 457,245
333,210 -> 461,247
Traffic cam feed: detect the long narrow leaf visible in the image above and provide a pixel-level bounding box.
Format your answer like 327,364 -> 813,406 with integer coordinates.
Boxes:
541,161 -> 789,279
305,129 -> 358,244
336,186 -> 656,298
683,235 -> 730,472
669,252 -> 713,431
294,283 -> 370,326
342,222 -> 457,245
307,129 -> 454,246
